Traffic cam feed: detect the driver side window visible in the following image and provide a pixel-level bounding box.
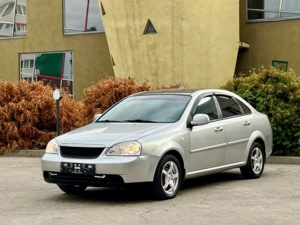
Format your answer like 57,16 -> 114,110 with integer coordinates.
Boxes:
195,96 -> 219,121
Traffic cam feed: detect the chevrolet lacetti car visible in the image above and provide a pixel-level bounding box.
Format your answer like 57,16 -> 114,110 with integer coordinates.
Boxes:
42,89 -> 272,200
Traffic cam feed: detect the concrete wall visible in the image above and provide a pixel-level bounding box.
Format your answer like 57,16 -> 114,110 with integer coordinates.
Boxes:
0,0 -> 114,100
100,0 -> 240,89
239,0 -> 300,75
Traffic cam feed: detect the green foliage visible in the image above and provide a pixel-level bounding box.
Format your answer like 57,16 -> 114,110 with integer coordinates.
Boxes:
222,67 -> 300,156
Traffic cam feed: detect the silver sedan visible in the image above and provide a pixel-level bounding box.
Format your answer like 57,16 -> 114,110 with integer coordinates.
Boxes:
42,89 -> 272,200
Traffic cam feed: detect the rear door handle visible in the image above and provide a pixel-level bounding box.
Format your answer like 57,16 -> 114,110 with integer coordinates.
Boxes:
243,121 -> 251,126
214,127 -> 223,132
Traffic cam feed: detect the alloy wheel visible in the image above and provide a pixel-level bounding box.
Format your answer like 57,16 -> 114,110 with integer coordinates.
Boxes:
161,161 -> 179,195
251,147 -> 263,175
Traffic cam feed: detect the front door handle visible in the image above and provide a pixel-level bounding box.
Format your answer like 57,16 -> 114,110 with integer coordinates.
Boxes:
243,121 -> 251,126
214,127 -> 223,132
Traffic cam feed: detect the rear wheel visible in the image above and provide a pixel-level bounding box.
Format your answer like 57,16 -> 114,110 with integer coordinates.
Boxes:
152,155 -> 182,200
240,142 -> 265,179
57,184 -> 87,194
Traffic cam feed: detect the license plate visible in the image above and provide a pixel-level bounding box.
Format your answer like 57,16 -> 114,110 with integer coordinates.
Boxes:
61,162 -> 95,175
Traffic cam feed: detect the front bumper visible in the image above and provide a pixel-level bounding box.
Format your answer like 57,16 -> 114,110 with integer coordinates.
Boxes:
43,171 -> 126,187
42,153 -> 158,187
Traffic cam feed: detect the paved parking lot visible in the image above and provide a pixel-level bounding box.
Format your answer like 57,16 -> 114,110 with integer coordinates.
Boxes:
0,157 -> 299,225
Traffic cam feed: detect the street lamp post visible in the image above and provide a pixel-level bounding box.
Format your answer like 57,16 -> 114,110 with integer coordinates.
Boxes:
53,89 -> 62,136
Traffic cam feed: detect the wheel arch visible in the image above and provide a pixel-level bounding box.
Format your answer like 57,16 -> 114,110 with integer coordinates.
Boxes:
159,150 -> 186,183
245,131 -> 267,162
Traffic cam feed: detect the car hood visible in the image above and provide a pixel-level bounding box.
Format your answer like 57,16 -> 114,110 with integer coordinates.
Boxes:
56,122 -> 173,147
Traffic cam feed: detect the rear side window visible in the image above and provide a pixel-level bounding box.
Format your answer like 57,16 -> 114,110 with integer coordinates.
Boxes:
235,98 -> 252,114
216,96 -> 242,118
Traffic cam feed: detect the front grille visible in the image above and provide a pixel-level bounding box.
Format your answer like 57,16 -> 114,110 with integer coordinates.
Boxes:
60,146 -> 105,159
43,171 -> 124,187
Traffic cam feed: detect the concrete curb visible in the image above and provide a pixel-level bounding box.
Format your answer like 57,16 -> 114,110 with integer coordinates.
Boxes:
2,150 -> 45,158
266,156 -> 300,165
1,150 -> 300,165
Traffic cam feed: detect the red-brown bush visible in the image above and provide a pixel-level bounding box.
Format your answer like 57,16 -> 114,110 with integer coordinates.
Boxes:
0,77 -> 181,153
82,77 -> 151,122
0,80 -> 85,154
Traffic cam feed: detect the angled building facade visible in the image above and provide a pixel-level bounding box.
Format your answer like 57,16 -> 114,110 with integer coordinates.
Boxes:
99,0 -> 240,89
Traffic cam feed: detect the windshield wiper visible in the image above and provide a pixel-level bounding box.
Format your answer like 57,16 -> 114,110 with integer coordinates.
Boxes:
97,119 -> 125,123
125,119 -> 159,123
97,119 -> 160,123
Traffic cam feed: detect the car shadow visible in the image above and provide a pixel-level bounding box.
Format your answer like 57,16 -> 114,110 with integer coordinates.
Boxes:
56,186 -> 154,203
180,169 -> 244,191
48,169 -> 244,203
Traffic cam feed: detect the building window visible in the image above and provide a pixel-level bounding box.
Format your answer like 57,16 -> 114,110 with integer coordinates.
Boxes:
63,0 -> 104,35
247,0 -> 300,21
143,19 -> 157,35
0,0 -> 26,39
20,52 -> 74,95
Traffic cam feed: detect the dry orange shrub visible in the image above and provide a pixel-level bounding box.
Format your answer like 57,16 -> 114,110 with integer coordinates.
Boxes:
0,80 -> 84,153
82,77 -> 181,121
82,77 -> 151,122
60,92 -> 86,133
0,78 -> 181,153
0,81 -> 57,153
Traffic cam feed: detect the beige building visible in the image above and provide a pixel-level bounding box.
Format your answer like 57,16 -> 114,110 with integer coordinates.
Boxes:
0,0 -> 114,100
237,0 -> 300,74
100,0 -> 240,89
1,0 -> 299,101
237,0 -> 300,75
100,0 -> 300,87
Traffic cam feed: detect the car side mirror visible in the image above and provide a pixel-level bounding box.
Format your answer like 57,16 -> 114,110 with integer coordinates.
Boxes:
191,114 -> 210,126
93,114 -> 102,121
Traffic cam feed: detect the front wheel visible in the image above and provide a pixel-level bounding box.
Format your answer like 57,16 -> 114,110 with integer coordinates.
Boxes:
152,155 -> 182,200
240,142 -> 265,179
57,184 -> 87,194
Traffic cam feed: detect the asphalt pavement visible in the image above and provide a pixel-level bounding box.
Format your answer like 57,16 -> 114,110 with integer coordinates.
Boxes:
0,157 -> 299,225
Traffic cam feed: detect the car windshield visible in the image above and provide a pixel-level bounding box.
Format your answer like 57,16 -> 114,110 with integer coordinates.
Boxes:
98,95 -> 191,123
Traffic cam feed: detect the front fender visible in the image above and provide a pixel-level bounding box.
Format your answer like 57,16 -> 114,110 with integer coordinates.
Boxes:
154,140 -> 187,160
142,134 -> 189,179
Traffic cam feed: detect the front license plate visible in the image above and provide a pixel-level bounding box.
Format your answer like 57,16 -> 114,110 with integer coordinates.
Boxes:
61,162 -> 95,175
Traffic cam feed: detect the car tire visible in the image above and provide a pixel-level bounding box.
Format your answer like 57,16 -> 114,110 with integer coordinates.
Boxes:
57,184 -> 87,194
152,154 -> 182,200
240,142 -> 265,179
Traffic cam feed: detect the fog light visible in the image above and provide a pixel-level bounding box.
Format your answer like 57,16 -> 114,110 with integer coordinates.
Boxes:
94,175 -> 106,179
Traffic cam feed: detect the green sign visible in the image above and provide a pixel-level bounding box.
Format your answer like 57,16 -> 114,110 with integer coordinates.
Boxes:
35,53 -> 63,77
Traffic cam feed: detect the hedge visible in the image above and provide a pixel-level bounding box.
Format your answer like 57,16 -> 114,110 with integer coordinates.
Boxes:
222,67 -> 300,156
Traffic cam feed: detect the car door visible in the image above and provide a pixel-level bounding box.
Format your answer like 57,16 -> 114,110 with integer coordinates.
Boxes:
215,95 -> 254,164
189,96 -> 226,172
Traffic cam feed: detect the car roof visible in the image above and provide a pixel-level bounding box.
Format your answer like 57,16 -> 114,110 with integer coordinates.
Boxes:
130,89 -> 254,112
132,88 -> 196,96
131,88 -> 234,97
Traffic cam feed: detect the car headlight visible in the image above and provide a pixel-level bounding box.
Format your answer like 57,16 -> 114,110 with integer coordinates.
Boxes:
45,139 -> 59,154
106,141 -> 141,156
